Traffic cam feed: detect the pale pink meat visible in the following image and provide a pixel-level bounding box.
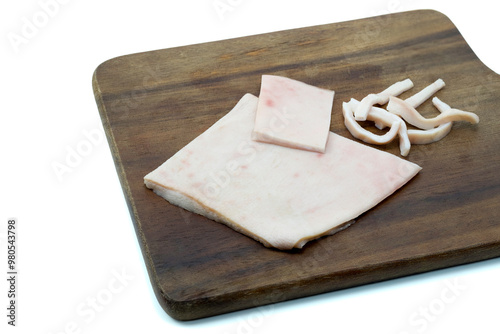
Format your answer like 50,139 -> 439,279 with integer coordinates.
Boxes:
252,75 -> 335,153
145,94 -> 421,250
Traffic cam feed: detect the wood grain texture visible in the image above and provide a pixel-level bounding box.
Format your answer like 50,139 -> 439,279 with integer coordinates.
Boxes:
92,10 -> 500,321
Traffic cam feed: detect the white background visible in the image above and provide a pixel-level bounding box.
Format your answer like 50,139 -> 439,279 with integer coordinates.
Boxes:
1,1 -> 499,333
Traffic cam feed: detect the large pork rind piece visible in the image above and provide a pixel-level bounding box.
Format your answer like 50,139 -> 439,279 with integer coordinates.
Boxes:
144,94 -> 421,250
252,75 -> 335,153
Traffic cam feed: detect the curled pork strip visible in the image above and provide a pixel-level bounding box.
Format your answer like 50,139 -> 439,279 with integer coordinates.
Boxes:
407,123 -> 452,144
343,100 -> 401,145
354,78 -> 414,121
348,99 -> 411,156
387,96 -> 480,130
407,97 -> 453,144
432,96 -> 453,112
404,79 -> 445,108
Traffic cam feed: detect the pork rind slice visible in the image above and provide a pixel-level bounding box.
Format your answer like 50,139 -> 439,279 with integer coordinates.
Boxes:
145,94 -> 421,250
354,78 -> 414,121
344,78 -> 480,156
252,75 -> 335,153
387,96 -> 480,129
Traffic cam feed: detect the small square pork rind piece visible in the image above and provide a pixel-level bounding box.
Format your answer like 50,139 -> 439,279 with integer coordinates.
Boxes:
252,75 -> 335,153
144,94 -> 421,250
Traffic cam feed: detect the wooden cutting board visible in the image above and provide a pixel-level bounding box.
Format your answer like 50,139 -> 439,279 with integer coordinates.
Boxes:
92,10 -> 500,321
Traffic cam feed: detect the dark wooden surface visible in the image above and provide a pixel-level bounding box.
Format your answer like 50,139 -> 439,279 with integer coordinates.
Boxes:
92,10 -> 500,321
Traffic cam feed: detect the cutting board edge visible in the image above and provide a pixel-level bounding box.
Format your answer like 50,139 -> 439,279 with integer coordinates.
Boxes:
92,70 -> 168,319
91,8 -> 500,79
155,240 -> 500,321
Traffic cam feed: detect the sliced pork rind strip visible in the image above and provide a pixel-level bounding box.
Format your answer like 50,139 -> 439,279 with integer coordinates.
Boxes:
394,79 -> 454,144
387,96 -> 480,130
343,100 -> 401,145
348,98 -> 411,156
343,78 -> 479,156
354,78 -> 414,121
406,97 -> 453,144
404,79 -> 445,108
